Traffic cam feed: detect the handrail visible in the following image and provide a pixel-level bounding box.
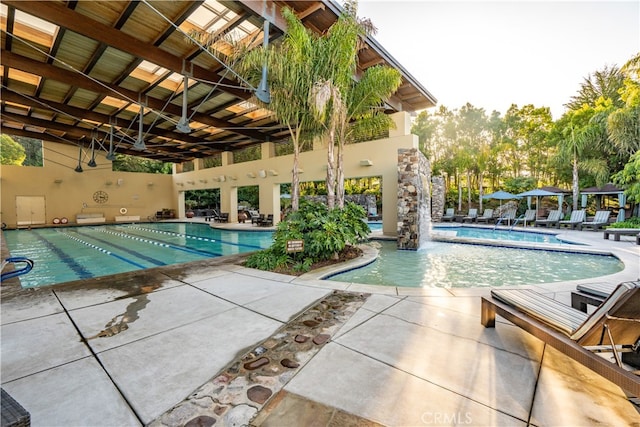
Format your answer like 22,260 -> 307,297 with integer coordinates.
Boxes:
1,257 -> 34,281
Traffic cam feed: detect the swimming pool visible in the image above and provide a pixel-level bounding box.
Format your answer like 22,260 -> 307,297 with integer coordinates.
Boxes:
431,225 -> 574,244
327,240 -> 624,288
3,223 -> 274,288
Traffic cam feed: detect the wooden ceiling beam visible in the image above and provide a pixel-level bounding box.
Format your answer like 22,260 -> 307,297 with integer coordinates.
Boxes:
4,51 -> 266,141
4,0 -> 251,100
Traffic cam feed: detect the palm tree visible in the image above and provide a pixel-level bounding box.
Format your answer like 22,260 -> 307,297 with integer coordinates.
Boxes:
309,0 -> 400,209
237,7 -> 319,211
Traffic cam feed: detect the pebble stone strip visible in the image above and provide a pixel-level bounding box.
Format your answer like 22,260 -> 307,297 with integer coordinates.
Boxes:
149,290 -> 370,427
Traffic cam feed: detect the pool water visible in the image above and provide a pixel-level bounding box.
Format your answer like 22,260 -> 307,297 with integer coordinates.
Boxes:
3,223 -> 273,288
328,240 -> 624,288
432,225 -> 573,244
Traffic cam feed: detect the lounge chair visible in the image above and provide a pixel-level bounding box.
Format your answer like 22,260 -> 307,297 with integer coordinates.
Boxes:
534,210 -> 561,228
494,208 -> 517,226
580,210 -> 611,231
441,208 -> 455,222
462,208 -> 478,223
557,209 -> 586,229
248,210 -> 261,224
481,281 -> 640,396
476,209 -> 494,224
257,214 -> 273,227
217,212 -> 229,223
515,209 -> 536,227
571,282 -> 618,312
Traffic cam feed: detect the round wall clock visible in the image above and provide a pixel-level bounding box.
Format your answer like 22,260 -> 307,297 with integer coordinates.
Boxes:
93,190 -> 109,204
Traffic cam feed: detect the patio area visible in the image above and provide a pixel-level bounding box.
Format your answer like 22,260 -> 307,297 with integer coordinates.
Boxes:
1,227 -> 639,426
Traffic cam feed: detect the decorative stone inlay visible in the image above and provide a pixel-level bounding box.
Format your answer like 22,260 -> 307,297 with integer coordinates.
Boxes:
185,415 -> 216,427
280,358 -> 300,369
247,385 -> 272,404
243,357 -> 269,371
149,290 -> 369,427
312,334 -> 330,345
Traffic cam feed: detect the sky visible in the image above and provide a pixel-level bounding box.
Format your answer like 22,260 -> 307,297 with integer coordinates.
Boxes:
357,0 -> 640,119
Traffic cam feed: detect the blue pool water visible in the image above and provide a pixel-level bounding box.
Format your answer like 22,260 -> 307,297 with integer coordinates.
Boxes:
3,223 -> 274,288
432,225 -> 574,244
328,240 -> 624,288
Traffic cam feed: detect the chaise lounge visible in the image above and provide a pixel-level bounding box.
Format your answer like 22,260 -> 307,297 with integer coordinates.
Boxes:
481,281 -> 640,396
580,210 -> 611,231
557,209 -> 586,229
441,208 -> 455,222
534,209 -> 561,228
476,208 -> 494,224
462,208 -> 478,223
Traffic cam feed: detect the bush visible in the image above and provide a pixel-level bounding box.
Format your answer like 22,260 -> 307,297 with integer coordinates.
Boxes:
607,217 -> 640,228
244,200 -> 370,272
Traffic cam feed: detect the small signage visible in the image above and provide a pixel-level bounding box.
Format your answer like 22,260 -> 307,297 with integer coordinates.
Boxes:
286,239 -> 304,253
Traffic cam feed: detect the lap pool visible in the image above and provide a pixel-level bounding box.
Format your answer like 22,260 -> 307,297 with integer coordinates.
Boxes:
2,223 -> 274,288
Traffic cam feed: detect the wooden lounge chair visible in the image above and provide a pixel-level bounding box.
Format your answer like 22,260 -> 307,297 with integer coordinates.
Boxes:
476,209 -> 494,224
580,210 -> 611,231
462,208 -> 478,223
481,281 -> 640,396
441,208 -> 455,222
558,209 -> 586,229
534,210 -> 561,228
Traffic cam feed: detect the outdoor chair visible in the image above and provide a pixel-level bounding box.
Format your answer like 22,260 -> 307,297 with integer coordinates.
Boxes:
580,210 -> 611,231
462,208 -> 478,223
217,213 -> 229,223
481,281 -> 640,396
558,209 -> 586,229
476,209 -> 494,224
258,214 -> 273,227
248,210 -> 261,224
534,210 -> 561,228
515,209 -> 536,227
571,282 -> 618,312
494,208 -> 517,226
441,208 -> 455,222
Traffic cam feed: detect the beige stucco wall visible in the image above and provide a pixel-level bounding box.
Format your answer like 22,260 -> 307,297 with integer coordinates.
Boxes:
0,144 -> 175,227
1,112 -> 418,235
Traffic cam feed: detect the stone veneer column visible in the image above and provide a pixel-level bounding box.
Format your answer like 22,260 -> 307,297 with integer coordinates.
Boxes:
431,176 -> 445,222
397,148 -> 431,250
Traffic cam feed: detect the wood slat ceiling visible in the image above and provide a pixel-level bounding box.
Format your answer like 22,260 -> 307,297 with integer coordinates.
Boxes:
1,0 -> 437,163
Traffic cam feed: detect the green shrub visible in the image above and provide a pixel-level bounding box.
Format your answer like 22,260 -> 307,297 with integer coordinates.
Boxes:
244,200 -> 370,272
607,217 -> 640,229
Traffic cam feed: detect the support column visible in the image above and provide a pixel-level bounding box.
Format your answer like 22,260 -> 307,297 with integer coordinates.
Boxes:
397,148 -> 431,250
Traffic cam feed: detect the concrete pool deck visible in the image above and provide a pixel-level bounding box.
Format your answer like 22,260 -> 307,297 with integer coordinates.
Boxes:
1,224 -> 639,426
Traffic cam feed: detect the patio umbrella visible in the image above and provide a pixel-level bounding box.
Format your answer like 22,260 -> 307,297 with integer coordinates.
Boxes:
482,190 -> 520,208
516,189 -> 558,220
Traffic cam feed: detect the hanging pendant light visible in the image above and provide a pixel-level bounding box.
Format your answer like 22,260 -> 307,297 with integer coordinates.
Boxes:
255,19 -> 271,104
106,124 -> 116,160
74,144 -> 83,173
176,74 -> 192,133
87,137 -> 97,167
133,104 -> 146,150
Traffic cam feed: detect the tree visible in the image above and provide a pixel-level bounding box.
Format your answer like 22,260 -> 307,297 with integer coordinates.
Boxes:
607,52 -> 640,156
565,65 -> 624,110
238,7 -> 321,212
309,0 -> 401,209
613,151 -> 640,203
0,134 -> 26,165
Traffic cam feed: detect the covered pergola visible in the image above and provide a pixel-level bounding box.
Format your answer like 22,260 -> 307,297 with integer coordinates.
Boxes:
580,183 -> 628,222
1,0 -> 436,163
